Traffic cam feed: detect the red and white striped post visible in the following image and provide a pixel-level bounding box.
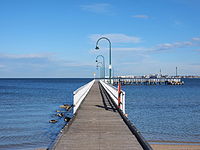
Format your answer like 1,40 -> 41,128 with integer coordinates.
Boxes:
118,79 -> 122,109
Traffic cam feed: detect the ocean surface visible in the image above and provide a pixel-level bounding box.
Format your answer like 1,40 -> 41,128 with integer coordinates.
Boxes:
125,78 -> 200,143
0,78 -> 199,149
0,78 -> 92,150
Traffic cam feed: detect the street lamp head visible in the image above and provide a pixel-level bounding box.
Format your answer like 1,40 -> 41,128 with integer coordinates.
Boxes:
95,46 -> 99,50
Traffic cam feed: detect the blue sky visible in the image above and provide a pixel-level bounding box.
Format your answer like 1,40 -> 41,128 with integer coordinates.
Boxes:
0,0 -> 200,77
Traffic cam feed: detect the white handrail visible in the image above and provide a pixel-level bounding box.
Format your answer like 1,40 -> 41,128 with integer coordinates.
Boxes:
99,80 -> 125,114
73,80 -> 95,114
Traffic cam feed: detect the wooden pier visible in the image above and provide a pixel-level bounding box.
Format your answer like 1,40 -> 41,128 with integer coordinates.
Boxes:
51,81 -> 150,150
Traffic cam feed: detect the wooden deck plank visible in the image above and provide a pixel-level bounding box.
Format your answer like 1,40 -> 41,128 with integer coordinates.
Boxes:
54,81 -> 143,150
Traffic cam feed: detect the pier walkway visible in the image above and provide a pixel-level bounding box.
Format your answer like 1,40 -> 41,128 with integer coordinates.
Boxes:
53,81 -> 144,150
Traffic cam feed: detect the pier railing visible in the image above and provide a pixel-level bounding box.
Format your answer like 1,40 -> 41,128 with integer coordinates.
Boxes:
99,80 -> 125,114
100,80 -> 152,150
73,80 -> 95,114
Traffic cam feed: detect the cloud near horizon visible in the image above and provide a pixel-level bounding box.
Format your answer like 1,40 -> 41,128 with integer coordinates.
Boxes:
0,53 -> 94,68
0,52 -> 95,77
0,53 -> 54,59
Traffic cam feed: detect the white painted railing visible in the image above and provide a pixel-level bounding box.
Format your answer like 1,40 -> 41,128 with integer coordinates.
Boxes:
73,80 -> 95,114
99,80 -> 126,114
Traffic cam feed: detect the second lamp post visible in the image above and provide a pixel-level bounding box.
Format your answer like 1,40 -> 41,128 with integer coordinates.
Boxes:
95,37 -> 112,84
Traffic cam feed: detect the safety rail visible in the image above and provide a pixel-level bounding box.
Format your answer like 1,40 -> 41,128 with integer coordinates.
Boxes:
100,80 -> 152,150
99,80 -> 125,114
73,80 -> 95,114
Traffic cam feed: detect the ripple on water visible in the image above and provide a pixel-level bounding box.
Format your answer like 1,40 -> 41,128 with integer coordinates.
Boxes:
0,78 -> 91,149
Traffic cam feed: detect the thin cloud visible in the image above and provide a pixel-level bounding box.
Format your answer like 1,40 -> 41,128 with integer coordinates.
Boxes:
80,3 -> 111,13
132,15 -> 149,19
90,47 -> 153,54
0,53 -> 54,59
113,47 -> 151,51
121,62 -> 139,65
192,37 -> 200,41
0,64 -> 5,68
174,20 -> 182,25
0,53 -> 95,78
62,62 -> 95,67
150,36 -> 200,52
155,41 -> 193,51
146,36 -> 200,52
190,63 -> 200,66
0,53 -> 55,65
0,53 -> 94,68
89,33 -> 141,43
90,35 -> 200,53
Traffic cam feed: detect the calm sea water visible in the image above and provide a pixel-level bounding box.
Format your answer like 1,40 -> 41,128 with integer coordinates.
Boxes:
125,78 -> 200,143
0,78 -> 199,149
0,78 -> 91,150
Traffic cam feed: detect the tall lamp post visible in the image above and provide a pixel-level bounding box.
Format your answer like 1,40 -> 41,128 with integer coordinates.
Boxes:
96,62 -> 103,78
95,37 -> 112,84
96,55 -> 105,79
